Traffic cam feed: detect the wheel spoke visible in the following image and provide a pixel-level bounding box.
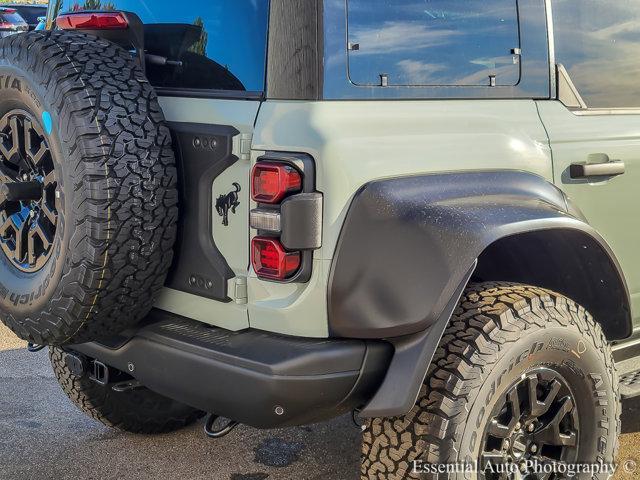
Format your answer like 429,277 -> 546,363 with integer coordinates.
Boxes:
533,396 -> 577,447
529,375 -> 561,417
506,388 -> 522,427
9,116 -> 20,153
23,118 -> 48,168
41,201 -> 57,224
43,170 -> 56,186
0,116 -> 20,161
12,216 -> 27,264
27,220 -> 52,266
23,118 -> 34,156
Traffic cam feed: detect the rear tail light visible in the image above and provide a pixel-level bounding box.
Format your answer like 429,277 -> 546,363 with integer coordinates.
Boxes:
251,156 -> 319,282
251,162 -> 302,204
56,12 -> 129,30
252,237 -> 301,280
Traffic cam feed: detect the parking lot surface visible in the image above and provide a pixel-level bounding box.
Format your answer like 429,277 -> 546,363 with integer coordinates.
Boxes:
1,323 -> 638,479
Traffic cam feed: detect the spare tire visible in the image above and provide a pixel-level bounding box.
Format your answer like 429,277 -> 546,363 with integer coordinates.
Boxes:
0,31 -> 178,345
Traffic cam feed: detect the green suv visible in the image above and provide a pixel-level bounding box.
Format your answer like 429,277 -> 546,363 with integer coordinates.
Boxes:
0,0 -> 637,478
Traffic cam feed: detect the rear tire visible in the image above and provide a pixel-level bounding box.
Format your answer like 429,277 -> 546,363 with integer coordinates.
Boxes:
361,282 -> 620,479
50,347 -> 204,434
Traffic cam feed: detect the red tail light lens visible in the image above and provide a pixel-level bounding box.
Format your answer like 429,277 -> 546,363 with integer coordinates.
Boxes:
252,237 -> 301,280
251,162 -> 302,204
56,12 -> 129,30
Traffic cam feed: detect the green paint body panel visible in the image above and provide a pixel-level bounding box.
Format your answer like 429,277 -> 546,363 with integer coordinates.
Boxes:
536,100 -> 640,329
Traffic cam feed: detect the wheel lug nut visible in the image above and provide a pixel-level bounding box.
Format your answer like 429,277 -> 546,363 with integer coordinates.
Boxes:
503,440 -> 510,450
530,444 -> 538,454
515,422 -> 521,431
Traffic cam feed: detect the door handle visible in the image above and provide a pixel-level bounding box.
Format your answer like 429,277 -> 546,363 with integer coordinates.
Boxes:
569,161 -> 625,179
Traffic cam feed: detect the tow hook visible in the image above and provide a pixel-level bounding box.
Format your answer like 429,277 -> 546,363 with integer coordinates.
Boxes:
111,380 -> 143,393
204,414 -> 239,439
27,343 -> 46,353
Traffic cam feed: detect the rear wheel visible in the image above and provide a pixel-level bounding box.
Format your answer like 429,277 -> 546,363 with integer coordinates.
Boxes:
361,282 -> 620,479
50,347 -> 204,434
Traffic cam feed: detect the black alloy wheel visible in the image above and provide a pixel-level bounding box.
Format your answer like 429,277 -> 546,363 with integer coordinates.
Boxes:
480,368 -> 579,479
0,109 -> 58,273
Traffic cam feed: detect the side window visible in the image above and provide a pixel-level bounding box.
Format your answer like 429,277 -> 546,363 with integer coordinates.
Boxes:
553,0 -> 640,109
51,0 -> 269,93
346,0 -> 521,87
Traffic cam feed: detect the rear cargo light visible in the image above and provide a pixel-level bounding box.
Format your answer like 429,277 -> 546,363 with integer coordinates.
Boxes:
251,162 -> 302,204
252,236 -> 300,280
56,12 -> 129,30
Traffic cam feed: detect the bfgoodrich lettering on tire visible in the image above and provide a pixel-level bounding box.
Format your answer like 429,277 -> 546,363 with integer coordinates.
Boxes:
361,282 -> 620,479
0,31 -> 178,345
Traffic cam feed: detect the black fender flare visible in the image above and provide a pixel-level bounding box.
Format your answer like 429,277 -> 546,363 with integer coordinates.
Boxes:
327,171 -> 631,418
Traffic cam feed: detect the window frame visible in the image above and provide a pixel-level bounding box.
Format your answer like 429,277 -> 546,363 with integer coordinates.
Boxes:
322,0 -> 550,100
344,0 -> 524,88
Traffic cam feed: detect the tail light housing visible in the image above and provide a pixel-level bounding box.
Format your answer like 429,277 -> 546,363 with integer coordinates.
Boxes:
250,155 -> 322,283
251,162 -> 302,204
252,237 -> 301,280
56,12 -> 129,30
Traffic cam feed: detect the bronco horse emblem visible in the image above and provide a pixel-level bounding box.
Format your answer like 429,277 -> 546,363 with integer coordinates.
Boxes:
215,183 -> 241,226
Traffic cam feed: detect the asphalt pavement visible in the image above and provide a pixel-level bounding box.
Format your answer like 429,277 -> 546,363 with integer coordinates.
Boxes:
1,323 -> 638,480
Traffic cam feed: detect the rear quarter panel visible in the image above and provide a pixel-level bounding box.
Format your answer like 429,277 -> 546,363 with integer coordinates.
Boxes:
249,99 -> 552,337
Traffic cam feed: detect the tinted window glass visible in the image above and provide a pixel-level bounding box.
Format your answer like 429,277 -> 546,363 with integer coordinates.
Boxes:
52,0 -> 269,92
347,0 -> 521,86
553,0 -> 640,108
1,12 -> 26,25
11,6 -> 47,25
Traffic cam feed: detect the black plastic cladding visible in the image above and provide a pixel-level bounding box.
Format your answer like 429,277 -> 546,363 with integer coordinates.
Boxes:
328,171 -> 632,340
253,152 -> 320,283
166,122 -> 239,301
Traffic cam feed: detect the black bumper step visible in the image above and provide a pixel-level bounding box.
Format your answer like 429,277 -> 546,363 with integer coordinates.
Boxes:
71,309 -> 392,428
616,356 -> 640,399
620,370 -> 640,399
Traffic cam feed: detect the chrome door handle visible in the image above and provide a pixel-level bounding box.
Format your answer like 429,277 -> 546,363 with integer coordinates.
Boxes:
569,161 -> 625,179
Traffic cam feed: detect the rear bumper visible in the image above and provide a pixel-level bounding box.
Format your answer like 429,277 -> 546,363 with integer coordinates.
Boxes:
71,309 -> 392,428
